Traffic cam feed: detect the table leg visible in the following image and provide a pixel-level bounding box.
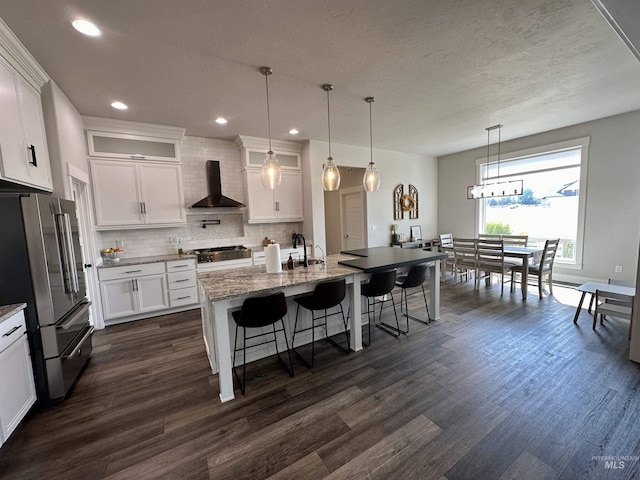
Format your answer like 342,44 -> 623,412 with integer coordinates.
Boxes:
521,259 -> 529,300
428,260 -> 441,320
212,300 -> 235,403
348,273 -> 362,351
573,291 -> 587,324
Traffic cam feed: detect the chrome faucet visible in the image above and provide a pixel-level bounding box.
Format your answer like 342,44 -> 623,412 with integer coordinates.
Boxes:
315,245 -> 325,265
293,233 -> 308,267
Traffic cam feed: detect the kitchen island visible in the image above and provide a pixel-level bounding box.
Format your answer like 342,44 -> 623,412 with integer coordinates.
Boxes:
198,254 -> 363,402
199,248 -> 447,403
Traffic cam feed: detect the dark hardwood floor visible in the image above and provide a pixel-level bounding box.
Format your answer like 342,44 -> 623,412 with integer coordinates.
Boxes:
1,279 -> 639,479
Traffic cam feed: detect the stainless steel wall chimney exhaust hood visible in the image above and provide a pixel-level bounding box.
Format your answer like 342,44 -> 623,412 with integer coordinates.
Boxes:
191,160 -> 245,208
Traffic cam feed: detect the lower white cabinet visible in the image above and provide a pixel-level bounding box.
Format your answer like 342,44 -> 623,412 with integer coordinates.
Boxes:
98,258 -> 199,324
0,309 -> 36,447
99,263 -> 168,321
166,259 -> 198,308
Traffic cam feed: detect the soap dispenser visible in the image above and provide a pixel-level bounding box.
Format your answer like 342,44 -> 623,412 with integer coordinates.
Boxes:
287,254 -> 294,270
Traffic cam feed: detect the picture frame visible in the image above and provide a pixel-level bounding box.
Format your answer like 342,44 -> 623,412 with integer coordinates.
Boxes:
410,225 -> 422,242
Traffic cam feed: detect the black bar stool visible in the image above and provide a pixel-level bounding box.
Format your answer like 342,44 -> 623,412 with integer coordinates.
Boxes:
231,291 -> 294,395
361,269 -> 399,346
395,264 -> 431,332
291,278 -> 349,367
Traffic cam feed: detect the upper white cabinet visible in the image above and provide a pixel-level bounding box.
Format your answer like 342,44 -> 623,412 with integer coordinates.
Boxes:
242,169 -> 303,223
90,159 -> 186,229
84,117 -> 186,230
84,116 -> 184,163
0,21 -> 52,191
87,131 -> 179,162
235,135 -> 303,224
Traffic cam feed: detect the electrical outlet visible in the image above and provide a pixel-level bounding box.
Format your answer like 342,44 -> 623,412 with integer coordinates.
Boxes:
615,265 -> 623,273
371,224 -> 377,231
169,236 -> 176,245
115,239 -> 123,249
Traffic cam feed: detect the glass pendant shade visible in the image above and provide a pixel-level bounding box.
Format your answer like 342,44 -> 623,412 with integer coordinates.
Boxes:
259,66 -> 281,190
322,157 -> 341,191
321,84 -> 341,191
363,96 -> 380,192
363,162 -> 380,192
261,150 -> 282,189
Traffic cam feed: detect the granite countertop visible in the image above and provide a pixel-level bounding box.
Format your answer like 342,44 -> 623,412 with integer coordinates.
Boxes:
198,253 -> 359,302
98,253 -> 197,269
0,303 -> 27,324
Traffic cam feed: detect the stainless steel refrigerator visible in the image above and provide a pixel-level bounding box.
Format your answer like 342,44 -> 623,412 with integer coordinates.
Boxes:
0,193 -> 93,404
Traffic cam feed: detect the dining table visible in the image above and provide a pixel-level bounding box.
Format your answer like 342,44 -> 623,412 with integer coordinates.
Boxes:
440,244 -> 543,300
572,281 -> 636,324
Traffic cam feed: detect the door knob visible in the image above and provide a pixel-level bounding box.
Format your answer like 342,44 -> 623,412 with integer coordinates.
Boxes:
84,263 -> 93,268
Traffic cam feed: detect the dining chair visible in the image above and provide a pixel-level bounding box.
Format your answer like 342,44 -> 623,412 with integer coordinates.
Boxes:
475,238 -> 517,296
231,292 -> 294,395
439,233 -> 454,279
478,234 -> 502,241
452,237 -> 476,283
510,238 -> 560,299
502,235 -> 528,247
291,278 -> 349,368
593,289 -> 634,338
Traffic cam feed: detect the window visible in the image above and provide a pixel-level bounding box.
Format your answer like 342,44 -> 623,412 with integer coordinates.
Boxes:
476,137 -> 589,268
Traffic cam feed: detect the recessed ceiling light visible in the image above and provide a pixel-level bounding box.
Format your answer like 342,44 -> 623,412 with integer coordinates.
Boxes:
111,101 -> 128,110
72,19 -> 101,37
289,129 -> 299,135
215,117 -> 228,125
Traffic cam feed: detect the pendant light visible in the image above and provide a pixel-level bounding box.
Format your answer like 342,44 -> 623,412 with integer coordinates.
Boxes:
363,97 -> 380,192
259,66 -> 282,189
466,124 -> 523,199
322,84 -> 341,191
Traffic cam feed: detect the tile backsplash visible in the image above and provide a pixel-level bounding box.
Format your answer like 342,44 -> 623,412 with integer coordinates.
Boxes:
96,135 -> 301,258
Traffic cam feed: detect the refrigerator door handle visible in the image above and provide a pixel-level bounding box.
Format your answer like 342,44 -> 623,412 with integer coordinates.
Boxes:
55,213 -> 80,294
59,301 -> 91,330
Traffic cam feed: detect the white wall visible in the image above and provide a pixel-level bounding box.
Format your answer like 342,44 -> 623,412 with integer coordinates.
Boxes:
438,109 -> 640,284
40,80 -> 88,199
302,139 -> 437,250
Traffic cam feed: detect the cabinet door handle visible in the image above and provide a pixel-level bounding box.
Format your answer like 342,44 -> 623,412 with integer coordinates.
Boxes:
175,296 -> 191,300
27,144 -> 37,167
125,270 -> 142,274
171,265 -> 189,268
142,202 -> 147,214
130,154 -> 146,160
131,279 -> 139,291
175,279 -> 190,283
2,325 -> 20,337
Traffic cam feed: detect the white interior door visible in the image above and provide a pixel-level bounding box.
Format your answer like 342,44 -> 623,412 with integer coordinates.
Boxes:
340,187 -> 366,251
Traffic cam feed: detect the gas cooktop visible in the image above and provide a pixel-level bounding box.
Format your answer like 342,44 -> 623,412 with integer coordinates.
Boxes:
192,245 -> 251,263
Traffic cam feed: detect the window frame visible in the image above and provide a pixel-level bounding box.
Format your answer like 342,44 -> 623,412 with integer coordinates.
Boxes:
474,136 -> 590,270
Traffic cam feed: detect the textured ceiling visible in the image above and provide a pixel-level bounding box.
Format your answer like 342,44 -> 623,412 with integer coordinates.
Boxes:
1,0 -> 639,156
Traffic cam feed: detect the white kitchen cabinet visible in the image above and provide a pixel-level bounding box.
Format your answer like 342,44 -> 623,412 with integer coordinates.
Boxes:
98,263 -> 168,321
242,169 -> 303,223
83,116 -> 185,163
0,56 -> 51,191
166,259 -> 198,308
90,159 -> 186,229
0,309 -> 36,447
87,131 -> 179,162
